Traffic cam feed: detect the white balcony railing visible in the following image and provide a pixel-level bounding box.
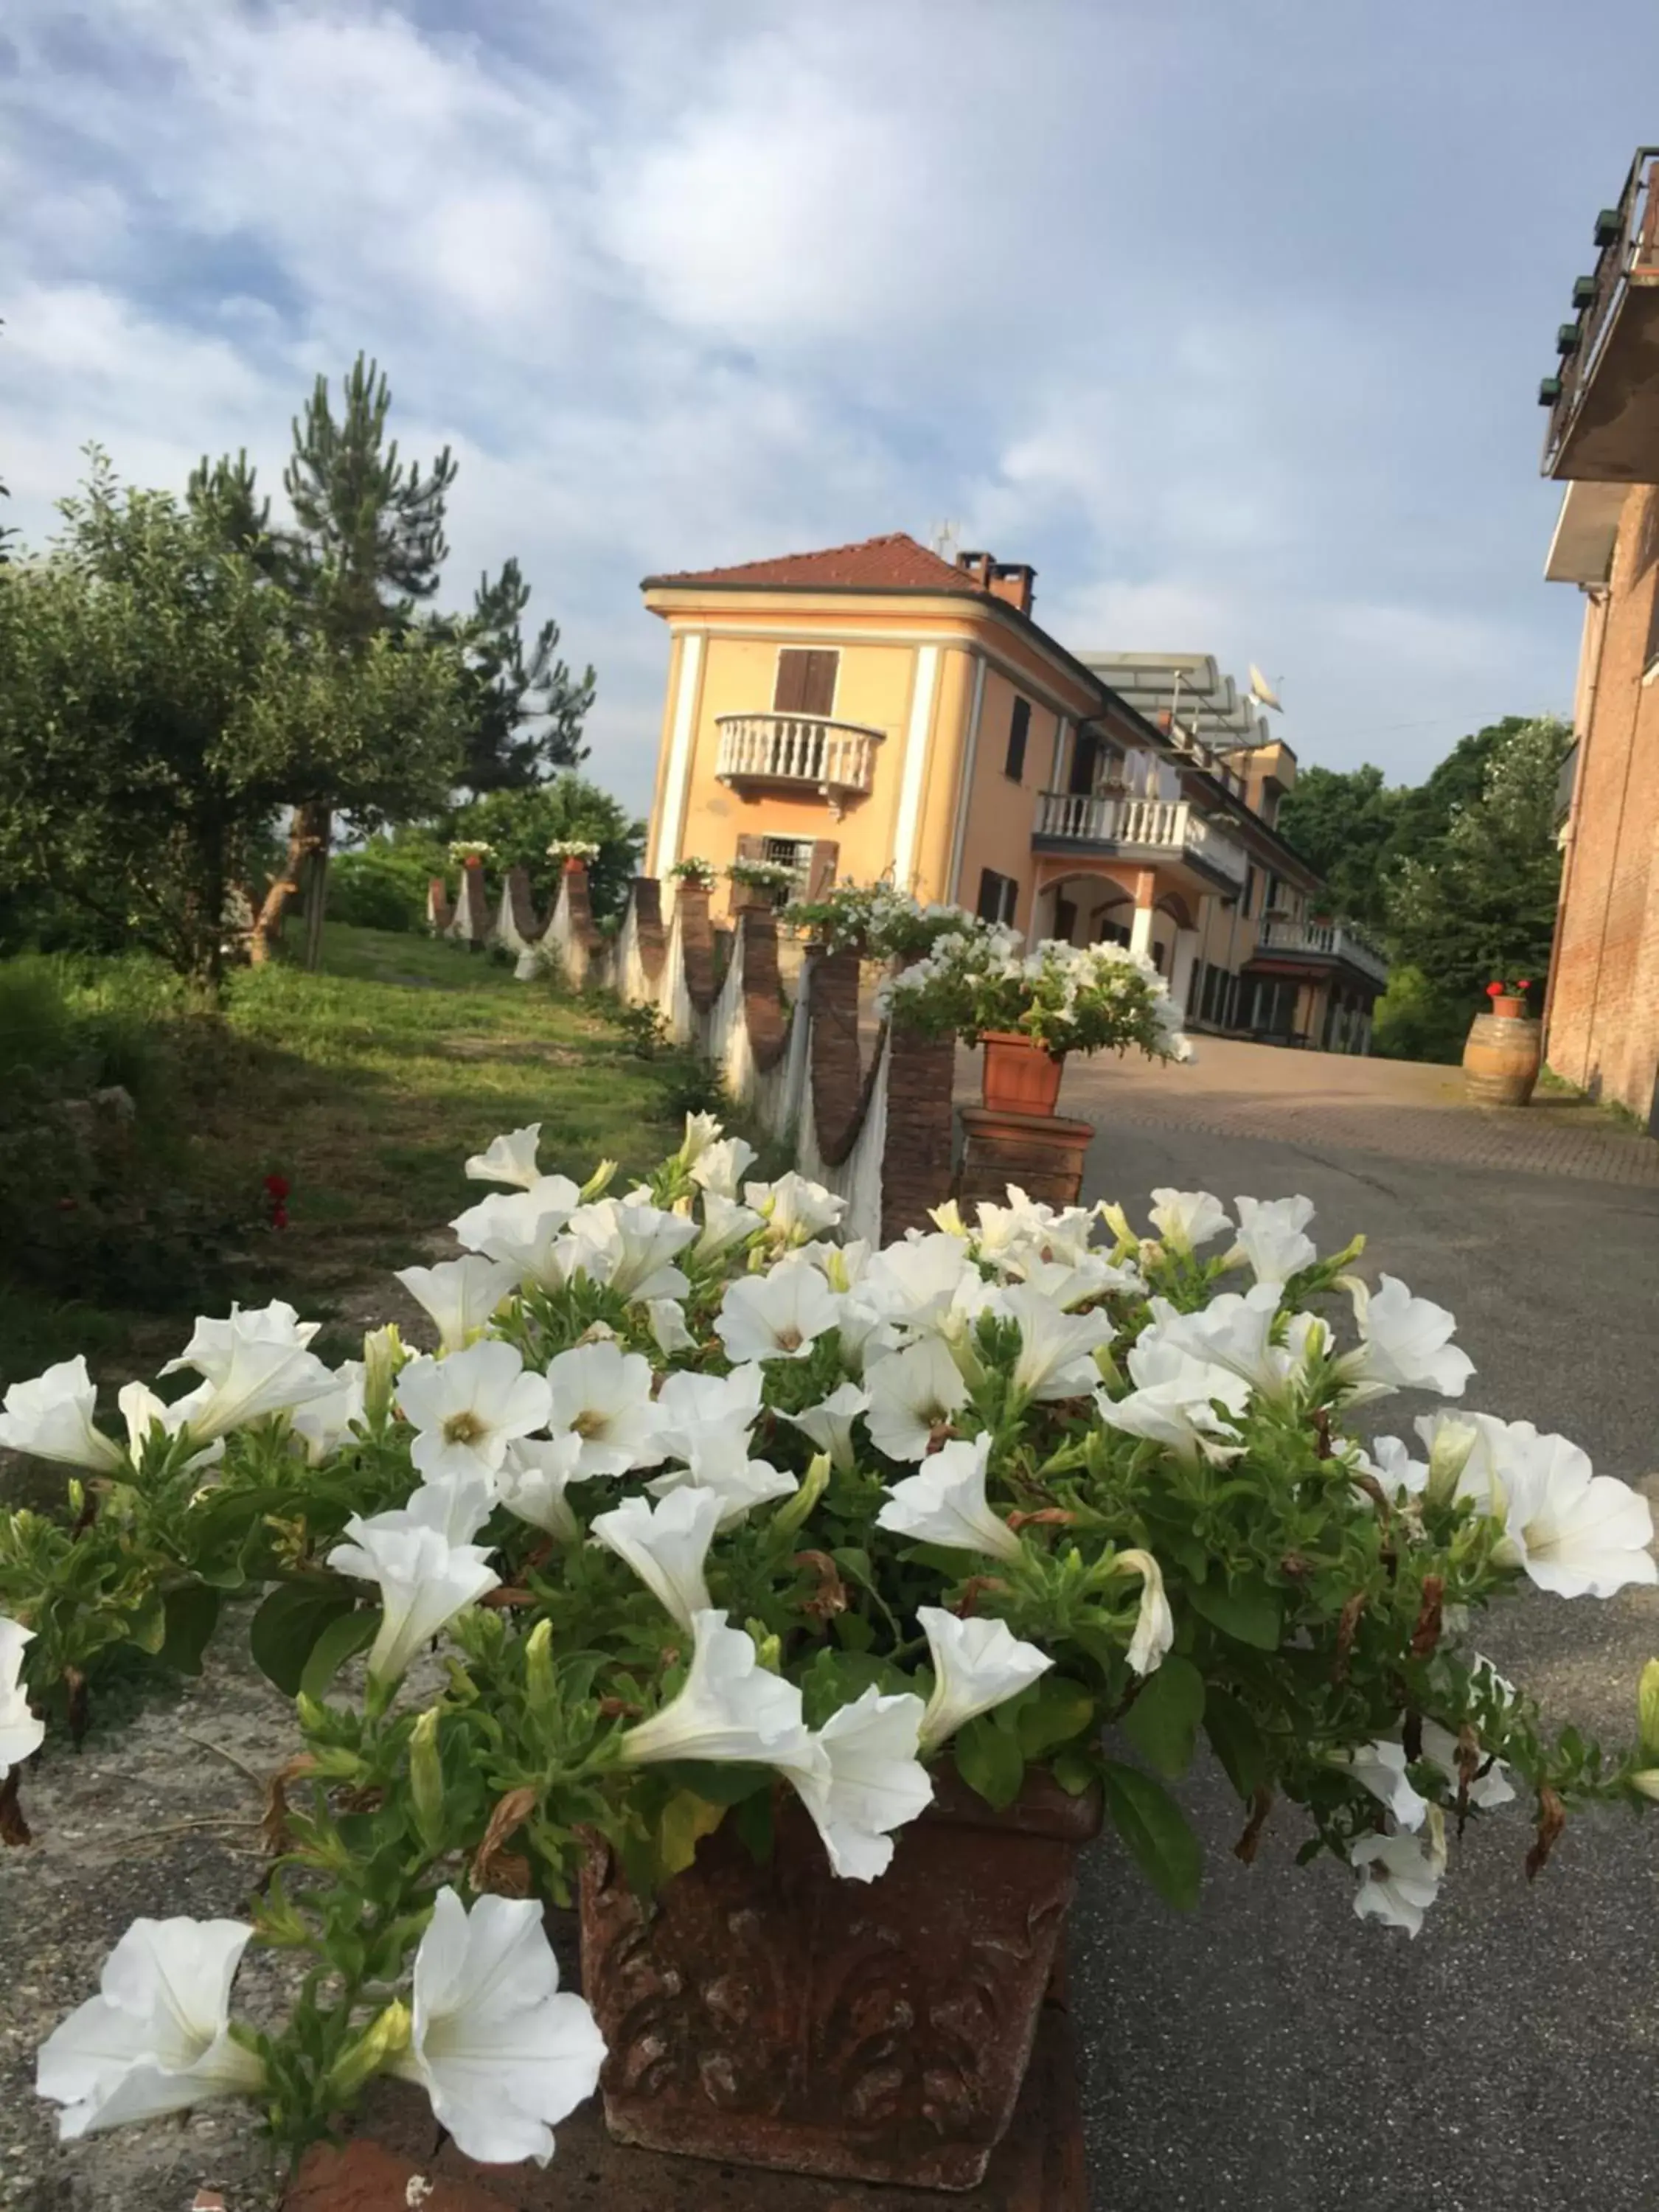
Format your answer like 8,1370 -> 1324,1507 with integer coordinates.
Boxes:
1256,918 -> 1390,988
1032,790 -> 1248,885
714,713 -> 883,800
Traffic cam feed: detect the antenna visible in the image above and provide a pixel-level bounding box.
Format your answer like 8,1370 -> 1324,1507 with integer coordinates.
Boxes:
930,518 -> 961,563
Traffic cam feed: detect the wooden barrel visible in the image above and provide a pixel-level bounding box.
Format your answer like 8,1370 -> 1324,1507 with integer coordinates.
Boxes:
1461,1010 -> 1542,1107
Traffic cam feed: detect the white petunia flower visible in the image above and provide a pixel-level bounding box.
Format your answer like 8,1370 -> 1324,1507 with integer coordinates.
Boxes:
916,1604 -> 1053,1753
715,1262 -> 843,1363
160,1299 -> 320,1378
745,1170 -> 847,1247
163,1317 -> 339,1446
393,1888 -> 605,2168
778,1687 -> 934,1881
566,1197 -> 699,1301
863,1336 -> 970,1459
1115,1548 -> 1175,1677
1484,1427 -> 1657,1599
856,1234 -> 978,1330
463,1124 -> 544,1189
1003,1284 -> 1115,1400
544,1340 -> 664,1475
289,1362 -> 366,1466
1350,1815 -> 1447,1938
877,1433 -> 1020,1561
694,1189 -> 765,1262
1228,1194 -> 1318,1288
1419,1719 -> 1515,1810
35,1917 -> 265,2139
396,1340 -> 553,1485
1094,1338 -> 1250,1464
496,1433 -> 593,1542
785,1381 -> 869,1471
591,1486 -> 724,1629
646,1432 -> 798,1531
0,1356 -> 125,1473
690,1134 -> 757,1200
396,1256 -> 520,1354
1,1617 -> 44,1778
676,1110 -> 725,1166
1147,1189 -> 1233,1253
1355,1433 -> 1430,1500
326,1517 -> 499,1684
1004,1253 -> 1143,1307
619,1610 -> 813,1768
446,1195 -> 580,1293
1337,1275 -> 1475,1402
1333,1739 -> 1429,1830
646,1298 -> 696,1356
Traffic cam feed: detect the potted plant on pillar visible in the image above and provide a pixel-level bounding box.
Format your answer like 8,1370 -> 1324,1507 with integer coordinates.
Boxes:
14,1121 -> 1659,2199
884,925 -> 1194,1115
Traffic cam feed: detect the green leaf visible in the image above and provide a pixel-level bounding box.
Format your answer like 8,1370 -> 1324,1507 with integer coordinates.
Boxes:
123,1587 -> 168,1657
953,1713 -> 1026,1810
1100,1759 -> 1203,1910
1203,1691 -> 1270,1798
249,1578 -> 358,1697
650,1761 -> 774,1807
657,1790 -> 726,1878
730,1785 -> 776,1867
1051,1745 -> 1100,1796
1638,1659 -> 1659,1761
299,1607 -> 378,1701
1188,1575 -> 1281,1650
1119,1657 -> 1205,1778
1015,1676 -> 1097,1761
158,1583 -> 220,1675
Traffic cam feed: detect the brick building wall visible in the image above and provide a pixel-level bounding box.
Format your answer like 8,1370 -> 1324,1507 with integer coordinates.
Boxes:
1547,485 -> 1659,1127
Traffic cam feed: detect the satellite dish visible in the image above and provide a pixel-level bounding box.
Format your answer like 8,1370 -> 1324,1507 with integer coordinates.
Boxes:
1248,664 -> 1283,713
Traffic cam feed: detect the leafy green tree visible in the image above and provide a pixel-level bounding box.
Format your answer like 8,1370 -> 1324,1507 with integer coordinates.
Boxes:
450,558 -> 595,795
1385,715 -> 1569,1025
1275,763 -> 1403,932
0,459 -> 465,989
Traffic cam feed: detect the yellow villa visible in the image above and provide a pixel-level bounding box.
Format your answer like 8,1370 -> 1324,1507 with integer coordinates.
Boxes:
640,534 -> 1386,1052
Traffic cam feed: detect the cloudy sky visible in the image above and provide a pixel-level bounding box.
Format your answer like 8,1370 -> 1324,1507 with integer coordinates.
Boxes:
4,0 -> 1657,810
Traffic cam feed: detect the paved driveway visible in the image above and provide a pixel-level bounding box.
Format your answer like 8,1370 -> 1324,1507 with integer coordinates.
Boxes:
1047,1049 -> 1659,2212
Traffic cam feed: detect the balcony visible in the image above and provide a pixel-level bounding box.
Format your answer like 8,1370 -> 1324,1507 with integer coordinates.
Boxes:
1032,790 -> 1248,888
714,713 -> 883,810
1253,918 -> 1390,990
1542,149 -> 1659,481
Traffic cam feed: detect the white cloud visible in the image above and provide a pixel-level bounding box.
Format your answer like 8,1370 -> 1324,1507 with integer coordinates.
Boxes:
0,0 -> 1594,804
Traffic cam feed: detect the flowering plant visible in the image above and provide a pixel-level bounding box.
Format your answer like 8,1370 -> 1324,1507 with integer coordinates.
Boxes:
886,927 -> 1194,1061
1485,978 -> 1533,1001
546,839 -> 599,862
448,841 -> 493,865
725,858 -> 796,894
4,1124 -> 1657,2166
667,856 -> 717,887
785,880 -> 976,958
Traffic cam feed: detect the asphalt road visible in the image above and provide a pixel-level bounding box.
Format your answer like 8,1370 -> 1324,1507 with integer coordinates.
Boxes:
1067,1118 -> 1659,2212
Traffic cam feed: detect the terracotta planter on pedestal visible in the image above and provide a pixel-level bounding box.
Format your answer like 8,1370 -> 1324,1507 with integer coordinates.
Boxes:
1462,999 -> 1542,1107
980,1032 -> 1065,1116
579,1769 -> 1100,2192
956,1107 -> 1095,1212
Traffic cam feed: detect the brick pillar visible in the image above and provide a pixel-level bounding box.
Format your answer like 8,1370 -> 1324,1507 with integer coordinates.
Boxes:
880,1024 -> 956,1241
676,883 -> 717,1012
808,945 -> 869,1166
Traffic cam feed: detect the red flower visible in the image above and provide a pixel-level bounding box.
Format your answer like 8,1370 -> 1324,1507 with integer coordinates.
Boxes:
271,1204 -> 289,1232
1517,978 -> 1532,992
1485,981 -> 1505,998
263,1173 -> 291,1201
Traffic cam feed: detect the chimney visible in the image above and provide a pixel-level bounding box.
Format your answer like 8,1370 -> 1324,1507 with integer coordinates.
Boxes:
956,549 -> 1036,614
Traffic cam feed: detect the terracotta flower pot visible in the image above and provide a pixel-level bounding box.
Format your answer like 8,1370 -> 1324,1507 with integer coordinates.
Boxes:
1463,1006 -> 1542,1106
980,1031 -> 1065,1117
579,1768 -> 1100,2191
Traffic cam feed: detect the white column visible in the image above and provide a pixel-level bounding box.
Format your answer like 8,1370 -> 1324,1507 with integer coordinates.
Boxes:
1168,926 -> 1200,1012
891,644 -> 940,891
650,630 -> 704,876
1129,902 -> 1156,961
945,652 -> 987,905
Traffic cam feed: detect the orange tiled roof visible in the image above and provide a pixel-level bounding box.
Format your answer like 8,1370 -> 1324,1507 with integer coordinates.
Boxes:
642,532 -> 990,594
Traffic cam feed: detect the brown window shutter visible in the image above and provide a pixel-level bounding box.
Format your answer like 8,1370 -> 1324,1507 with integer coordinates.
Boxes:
805,839 -> 839,900
773,651 -> 807,712
735,833 -> 765,861
801,651 -> 838,715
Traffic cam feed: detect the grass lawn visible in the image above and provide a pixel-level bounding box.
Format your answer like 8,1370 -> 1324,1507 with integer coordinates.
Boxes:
0,923 -> 722,1397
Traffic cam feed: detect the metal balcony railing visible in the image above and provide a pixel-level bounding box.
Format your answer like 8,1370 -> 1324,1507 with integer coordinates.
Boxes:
1256,918 -> 1390,989
1542,148 -> 1659,474
714,713 -> 883,800
1032,790 -> 1248,885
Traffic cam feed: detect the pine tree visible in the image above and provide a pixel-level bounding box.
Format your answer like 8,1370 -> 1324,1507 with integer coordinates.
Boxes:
253,355 -> 459,961
452,558 -> 595,795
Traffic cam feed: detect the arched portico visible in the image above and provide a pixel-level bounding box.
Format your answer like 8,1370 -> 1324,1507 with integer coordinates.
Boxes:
1030,860 -> 1203,1010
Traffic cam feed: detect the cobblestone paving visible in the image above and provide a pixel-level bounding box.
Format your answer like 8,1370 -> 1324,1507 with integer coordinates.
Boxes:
1045,1038 -> 1659,1186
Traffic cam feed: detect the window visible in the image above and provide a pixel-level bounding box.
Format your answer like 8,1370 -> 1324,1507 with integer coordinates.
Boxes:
773,649 -> 838,716
975,868 -> 1019,926
1052,895 -> 1077,943
760,835 -> 814,892
1095,914 -> 1130,947
1004,698 -> 1031,782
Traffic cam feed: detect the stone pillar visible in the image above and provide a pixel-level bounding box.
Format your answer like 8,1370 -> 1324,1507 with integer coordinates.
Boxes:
1129,903 -> 1156,961
1168,927 -> 1200,1014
